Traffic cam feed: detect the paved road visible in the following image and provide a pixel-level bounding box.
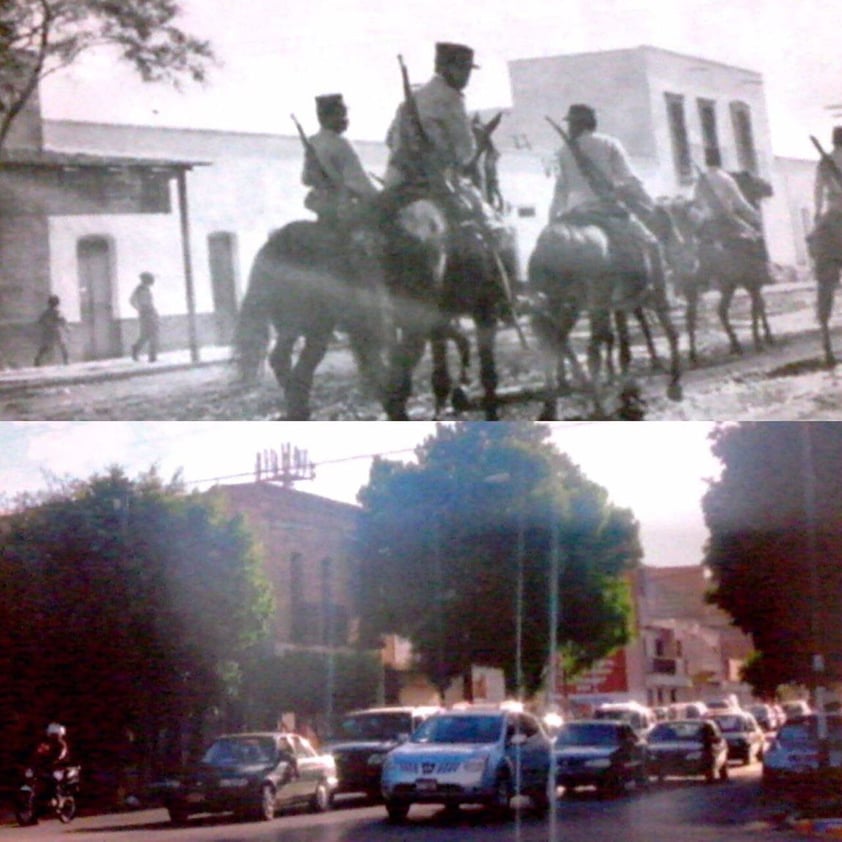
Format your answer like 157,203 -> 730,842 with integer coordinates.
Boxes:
0,766 -> 820,841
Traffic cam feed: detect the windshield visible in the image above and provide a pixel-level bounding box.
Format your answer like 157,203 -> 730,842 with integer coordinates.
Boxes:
777,718 -> 842,748
202,737 -> 277,766
555,723 -> 620,747
333,712 -> 413,742
713,715 -> 743,732
412,714 -> 503,745
649,723 -> 704,743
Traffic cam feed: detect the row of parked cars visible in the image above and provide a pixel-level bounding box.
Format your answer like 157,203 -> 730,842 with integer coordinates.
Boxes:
152,698 -> 818,826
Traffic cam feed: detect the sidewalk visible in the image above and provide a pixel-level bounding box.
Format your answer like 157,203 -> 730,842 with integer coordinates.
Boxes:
0,345 -> 232,395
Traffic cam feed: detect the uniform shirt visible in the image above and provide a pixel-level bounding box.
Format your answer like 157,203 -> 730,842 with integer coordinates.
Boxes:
814,146 -> 842,215
549,130 -> 639,219
129,284 -> 156,315
302,128 -> 377,198
384,74 -> 476,186
693,166 -> 760,225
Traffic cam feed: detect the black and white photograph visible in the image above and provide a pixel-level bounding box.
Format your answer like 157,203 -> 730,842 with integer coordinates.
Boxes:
2,0 -> 842,419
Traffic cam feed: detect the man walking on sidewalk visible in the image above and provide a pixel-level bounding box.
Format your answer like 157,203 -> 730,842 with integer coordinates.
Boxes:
130,271 -> 159,362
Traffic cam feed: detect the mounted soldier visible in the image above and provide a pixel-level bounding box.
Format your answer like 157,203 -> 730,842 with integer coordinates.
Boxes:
547,103 -> 668,308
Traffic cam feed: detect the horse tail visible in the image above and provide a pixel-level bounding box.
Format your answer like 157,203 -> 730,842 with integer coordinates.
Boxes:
233,236 -> 279,383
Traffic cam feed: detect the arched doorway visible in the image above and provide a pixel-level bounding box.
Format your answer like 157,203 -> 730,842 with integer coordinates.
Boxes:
77,236 -> 119,359
207,231 -> 239,344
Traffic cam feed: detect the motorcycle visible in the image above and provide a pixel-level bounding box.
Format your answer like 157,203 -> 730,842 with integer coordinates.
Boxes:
15,764 -> 81,825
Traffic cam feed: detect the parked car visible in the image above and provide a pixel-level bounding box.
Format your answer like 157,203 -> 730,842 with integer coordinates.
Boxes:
711,712 -> 766,764
593,702 -> 657,735
646,719 -> 729,783
325,706 -> 440,801
762,714 -> 842,796
668,701 -> 708,720
748,703 -> 779,732
553,720 -> 648,796
704,696 -> 740,715
380,708 -> 552,823
159,732 -> 337,824
781,700 -> 812,721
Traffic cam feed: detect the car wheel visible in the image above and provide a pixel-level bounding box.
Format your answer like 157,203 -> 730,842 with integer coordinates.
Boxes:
168,805 -> 189,825
489,772 -> 512,819
529,786 -> 551,816
719,763 -> 729,782
57,796 -> 76,824
385,800 -> 409,823
309,780 -> 330,813
635,764 -> 650,789
257,784 -> 275,821
705,764 -> 716,784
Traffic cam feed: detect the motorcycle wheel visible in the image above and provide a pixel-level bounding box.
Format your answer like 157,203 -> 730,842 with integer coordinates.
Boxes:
15,791 -> 37,826
57,795 -> 76,824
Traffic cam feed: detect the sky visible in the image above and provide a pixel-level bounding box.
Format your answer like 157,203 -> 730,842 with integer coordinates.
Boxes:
0,421 -> 721,569
39,0 -> 842,159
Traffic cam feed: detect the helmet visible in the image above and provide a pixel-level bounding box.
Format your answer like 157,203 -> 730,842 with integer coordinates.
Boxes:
46,723 -> 66,738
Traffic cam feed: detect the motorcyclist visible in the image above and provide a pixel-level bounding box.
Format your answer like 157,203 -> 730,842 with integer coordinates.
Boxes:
28,723 -> 70,803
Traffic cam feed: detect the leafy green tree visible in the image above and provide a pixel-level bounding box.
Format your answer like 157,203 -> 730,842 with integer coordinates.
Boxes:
0,466 -> 274,785
354,423 -> 642,700
702,422 -> 842,691
0,0 -> 214,147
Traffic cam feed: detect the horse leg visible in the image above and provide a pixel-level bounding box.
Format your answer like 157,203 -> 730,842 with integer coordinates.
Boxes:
613,310 -> 632,376
635,306 -> 664,371
747,285 -> 771,351
475,309 -> 499,421
588,309 -> 613,416
817,261 -> 840,367
717,285 -> 742,354
429,326 -> 454,418
284,326 -> 332,420
685,288 -> 699,367
649,284 -> 683,401
267,328 -> 297,391
384,328 -> 427,420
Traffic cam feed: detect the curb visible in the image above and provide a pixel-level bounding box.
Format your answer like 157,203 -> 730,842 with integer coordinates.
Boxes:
790,819 -> 842,837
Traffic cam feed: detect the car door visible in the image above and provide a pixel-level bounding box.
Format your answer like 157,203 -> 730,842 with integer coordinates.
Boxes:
512,714 -> 549,789
292,735 -> 324,803
274,736 -> 306,804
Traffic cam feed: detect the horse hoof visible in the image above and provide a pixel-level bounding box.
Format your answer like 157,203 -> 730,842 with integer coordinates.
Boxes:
451,387 -> 471,414
667,383 -> 683,402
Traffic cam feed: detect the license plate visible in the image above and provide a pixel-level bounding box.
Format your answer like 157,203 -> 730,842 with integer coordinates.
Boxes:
186,793 -> 206,803
416,779 -> 437,792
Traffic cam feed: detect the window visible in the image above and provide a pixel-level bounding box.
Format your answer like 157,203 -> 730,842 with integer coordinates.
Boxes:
730,102 -> 758,173
664,93 -> 692,183
697,98 -> 720,165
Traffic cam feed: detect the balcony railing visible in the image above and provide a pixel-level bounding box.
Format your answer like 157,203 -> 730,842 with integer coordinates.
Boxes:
650,657 -> 678,675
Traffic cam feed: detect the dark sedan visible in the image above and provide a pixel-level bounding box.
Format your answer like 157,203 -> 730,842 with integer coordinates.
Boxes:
159,732 -> 338,824
553,720 -> 648,796
646,719 -> 729,783
763,714 -> 842,796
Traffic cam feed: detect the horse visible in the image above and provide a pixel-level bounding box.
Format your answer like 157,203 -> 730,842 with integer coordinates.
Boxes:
232,220 -> 392,419
527,212 -> 683,420
659,192 -> 773,365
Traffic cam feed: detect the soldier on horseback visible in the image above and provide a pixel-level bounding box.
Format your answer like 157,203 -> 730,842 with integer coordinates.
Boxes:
809,127 -> 842,283
548,103 -> 667,308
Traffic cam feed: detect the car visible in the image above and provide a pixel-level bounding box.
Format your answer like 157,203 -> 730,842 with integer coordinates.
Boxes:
667,701 -> 708,720
762,713 -> 842,796
646,719 -> 729,783
593,702 -> 657,736
711,711 -> 766,764
704,696 -> 740,715
380,707 -> 552,823
159,731 -> 338,824
553,720 -> 648,796
748,703 -> 779,732
325,706 -> 440,801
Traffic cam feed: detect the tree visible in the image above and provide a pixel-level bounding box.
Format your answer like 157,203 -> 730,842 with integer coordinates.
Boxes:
354,423 -> 642,700
0,0 -> 214,148
702,422 -> 842,692
0,466 -> 274,789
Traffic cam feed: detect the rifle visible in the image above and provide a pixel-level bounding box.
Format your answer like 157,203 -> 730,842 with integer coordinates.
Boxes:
291,113 -> 347,194
810,135 -> 842,194
692,162 -> 760,241
545,115 -> 657,237
465,111 -> 503,175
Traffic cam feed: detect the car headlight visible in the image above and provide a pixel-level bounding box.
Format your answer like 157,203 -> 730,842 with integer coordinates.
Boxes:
584,758 -> 612,769
463,757 -> 488,774
685,751 -> 702,760
367,753 -> 385,766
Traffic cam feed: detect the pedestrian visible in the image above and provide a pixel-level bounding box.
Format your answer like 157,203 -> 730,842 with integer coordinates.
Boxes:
808,126 -> 842,286
34,294 -> 69,366
548,102 -> 668,305
129,271 -> 159,362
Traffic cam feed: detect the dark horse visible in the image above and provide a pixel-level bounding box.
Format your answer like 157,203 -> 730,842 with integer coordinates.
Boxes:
233,220 -> 391,419
528,213 -> 683,420
658,173 -> 774,366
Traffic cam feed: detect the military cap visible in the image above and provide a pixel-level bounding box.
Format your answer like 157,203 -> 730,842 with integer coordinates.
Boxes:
435,42 -> 479,69
139,271 -> 154,283
315,93 -> 346,120
563,103 -> 597,124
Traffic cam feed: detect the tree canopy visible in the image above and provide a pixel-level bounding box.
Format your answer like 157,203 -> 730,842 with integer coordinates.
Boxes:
354,423 -> 642,699
0,0 -> 214,147
702,422 -> 842,691
0,466 -> 274,786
